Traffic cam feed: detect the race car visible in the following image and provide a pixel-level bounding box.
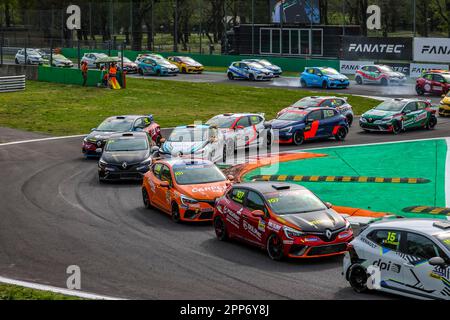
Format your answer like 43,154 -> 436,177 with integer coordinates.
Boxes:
80,53 -> 108,69
277,96 -> 355,126
243,59 -> 282,77
300,67 -> 350,89
47,54 -> 74,68
161,124 -> 225,163
439,91 -> 450,117
135,53 -> 164,63
82,115 -> 161,158
416,71 -> 450,96
14,48 -> 45,65
270,107 -> 349,146
360,98 -> 437,134
213,182 -> 353,260
206,113 -> 273,155
136,56 -> 179,76
142,158 -> 231,222
227,61 -> 274,81
116,56 -> 138,74
343,219 -> 450,300
355,65 -> 407,86
167,56 -> 204,74
98,132 -> 153,181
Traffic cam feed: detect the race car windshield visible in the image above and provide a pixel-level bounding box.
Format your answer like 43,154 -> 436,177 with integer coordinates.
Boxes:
168,129 -> 209,142
97,119 -> 134,132
105,138 -> 148,152
436,232 -> 450,250
375,100 -> 406,112
207,116 -> 238,128
292,99 -> 320,108
379,66 -> 394,72
173,165 -> 226,185
247,62 -> 263,69
321,68 -> 340,76
277,112 -> 306,121
180,57 -> 197,64
264,190 -> 327,215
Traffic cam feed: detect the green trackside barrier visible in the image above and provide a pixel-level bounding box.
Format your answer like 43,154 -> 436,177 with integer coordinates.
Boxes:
60,48 -> 339,73
37,66 -> 125,88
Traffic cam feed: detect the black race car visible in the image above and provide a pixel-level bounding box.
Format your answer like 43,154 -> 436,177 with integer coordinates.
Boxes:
82,115 -> 160,158
98,132 -> 154,181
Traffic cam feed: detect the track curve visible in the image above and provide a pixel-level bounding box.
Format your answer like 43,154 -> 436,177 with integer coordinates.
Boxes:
1,123 -> 449,299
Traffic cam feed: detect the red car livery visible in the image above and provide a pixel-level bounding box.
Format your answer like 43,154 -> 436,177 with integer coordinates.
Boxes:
416,71 -> 450,96
213,182 -> 353,260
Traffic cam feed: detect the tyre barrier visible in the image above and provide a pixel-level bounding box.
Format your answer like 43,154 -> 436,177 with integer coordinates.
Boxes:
250,175 -> 430,184
0,75 -> 25,93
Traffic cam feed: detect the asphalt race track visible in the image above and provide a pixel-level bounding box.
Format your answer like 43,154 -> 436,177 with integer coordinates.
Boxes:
1,118 -> 449,299
130,72 -> 443,104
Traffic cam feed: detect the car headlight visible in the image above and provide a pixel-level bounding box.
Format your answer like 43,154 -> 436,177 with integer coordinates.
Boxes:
345,220 -> 351,230
283,226 -> 304,239
360,117 -> 367,123
279,127 -> 292,133
180,194 -> 198,206
382,116 -> 393,122
99,159 -> 108,167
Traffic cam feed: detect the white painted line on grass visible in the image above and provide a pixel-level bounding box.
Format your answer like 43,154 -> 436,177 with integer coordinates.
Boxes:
0,276 -> 124,300
446,138 -> 450,207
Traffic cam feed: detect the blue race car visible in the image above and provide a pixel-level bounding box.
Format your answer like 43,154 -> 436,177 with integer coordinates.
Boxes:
243,59 -> 283,77
136,56 -> 179,76
270,107 -> 349,146
227,61 -> 274,81
300,67 -> 350,89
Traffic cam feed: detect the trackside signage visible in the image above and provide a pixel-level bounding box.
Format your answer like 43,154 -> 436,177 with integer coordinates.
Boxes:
414,37 -> 450,63
410,63 -> 449,78
342,36 -> 413,61
340,60 -> 374,75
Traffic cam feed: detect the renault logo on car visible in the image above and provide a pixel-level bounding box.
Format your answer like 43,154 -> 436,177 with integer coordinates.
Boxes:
325,229 -> 333,239
122,162 -> 127,169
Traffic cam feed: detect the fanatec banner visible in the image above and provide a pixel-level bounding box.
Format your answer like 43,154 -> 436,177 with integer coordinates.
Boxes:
342,36 -> 413,61
414,37 -> 450,63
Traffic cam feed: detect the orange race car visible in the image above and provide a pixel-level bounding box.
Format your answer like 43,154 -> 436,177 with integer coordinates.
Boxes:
142,158 -> 232,223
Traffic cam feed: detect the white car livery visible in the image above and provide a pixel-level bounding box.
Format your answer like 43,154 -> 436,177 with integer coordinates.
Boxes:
344,219 -> 450,300
227,61 -> 274,81
81,53 -> 108,68
206,113 -> 273,153
15,48 -> 45,65
161,125 -> 225,163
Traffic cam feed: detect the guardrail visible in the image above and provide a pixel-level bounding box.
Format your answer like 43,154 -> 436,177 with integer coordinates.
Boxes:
0,75 -> 26,92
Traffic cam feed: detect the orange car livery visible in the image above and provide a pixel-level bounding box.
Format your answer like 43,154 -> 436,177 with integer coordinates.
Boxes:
142,158 -> 230,222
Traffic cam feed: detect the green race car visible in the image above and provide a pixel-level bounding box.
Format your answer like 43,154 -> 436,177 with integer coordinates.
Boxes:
359,98 -> 437,134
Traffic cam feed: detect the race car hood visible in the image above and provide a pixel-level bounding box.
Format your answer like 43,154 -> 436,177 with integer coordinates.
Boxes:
162,141 -> 209,155
101,150 -> 150,165
327,75 -> 348,81
280,209 -> 347,233
362,109 -> 397,120
177,182 -> 228,201
84,131 -> 117,143
270,119 -> 302,129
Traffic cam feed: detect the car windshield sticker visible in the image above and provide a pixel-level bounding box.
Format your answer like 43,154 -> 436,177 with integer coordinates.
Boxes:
325,110 -> 335,117
383,232 -> 399,246
233,190 -> 245,203
267,197 -> 279,204
175,171 -> 184,176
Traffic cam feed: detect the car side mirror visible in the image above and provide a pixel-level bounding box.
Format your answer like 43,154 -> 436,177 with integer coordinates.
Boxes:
160,181 -> 170,188
151,146 -> 160,153
429,257 -> 446,267
306,118 -> 314,123
235,125 -> 244,130
91,128 -> 97,132
227,174 -> 235,182
251,210 -> 265,218
325,202 -> 333,209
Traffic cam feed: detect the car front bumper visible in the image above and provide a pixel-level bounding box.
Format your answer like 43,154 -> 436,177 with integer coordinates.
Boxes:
180,200 -> 215,222
360,120 -> 394,132
328,80 -> 350,88
98,164 -> 149,181
186,66 -> 204,73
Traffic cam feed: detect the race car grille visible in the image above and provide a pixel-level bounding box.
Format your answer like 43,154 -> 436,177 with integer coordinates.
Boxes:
199,211 -> 213,220
289,245 -> 307,257
105,172 -> 143,180
307,243 -> 347,256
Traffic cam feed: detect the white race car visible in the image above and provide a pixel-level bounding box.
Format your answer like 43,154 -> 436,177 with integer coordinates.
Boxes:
344,219 -> 450,300
161,124 -> 225,163
206,113 -> 273,154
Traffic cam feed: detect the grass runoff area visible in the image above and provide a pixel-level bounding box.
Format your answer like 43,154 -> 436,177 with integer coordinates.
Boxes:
0,283 -> 82,300
0,78 -> 379,136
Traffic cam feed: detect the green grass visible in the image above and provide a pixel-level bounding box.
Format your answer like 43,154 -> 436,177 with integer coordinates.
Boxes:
0,78 -> 379,136
0,283 -> 83,300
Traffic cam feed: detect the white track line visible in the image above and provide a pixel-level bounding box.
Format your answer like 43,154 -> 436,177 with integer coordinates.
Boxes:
446,138 -> 450,207
0,276 -> 123,300
0,134 -> 85,147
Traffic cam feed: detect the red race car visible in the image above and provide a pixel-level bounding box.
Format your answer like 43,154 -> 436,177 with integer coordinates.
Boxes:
416,71 -> 450,96
213,182 -> 353,260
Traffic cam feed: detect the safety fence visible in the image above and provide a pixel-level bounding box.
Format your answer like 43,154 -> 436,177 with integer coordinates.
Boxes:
0,75 -> 25,93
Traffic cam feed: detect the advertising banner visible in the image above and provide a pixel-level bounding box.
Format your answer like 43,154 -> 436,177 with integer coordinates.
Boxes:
340,60 -> 374,75
414,37 -> 450,63
342,36 -> 413,61
382,63 -> 411,76
410,63 -> 449,78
